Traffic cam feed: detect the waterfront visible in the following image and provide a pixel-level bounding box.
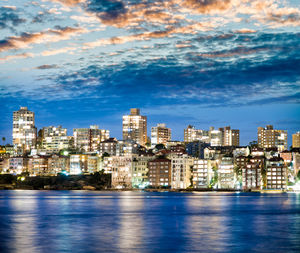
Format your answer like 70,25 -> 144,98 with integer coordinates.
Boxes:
0,191 -> 300,253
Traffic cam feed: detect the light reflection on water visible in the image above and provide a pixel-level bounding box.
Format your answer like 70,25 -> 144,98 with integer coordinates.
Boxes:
0,191 -> 299,253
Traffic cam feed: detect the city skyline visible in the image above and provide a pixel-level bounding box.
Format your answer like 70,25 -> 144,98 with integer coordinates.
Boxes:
1,0 -> 300,145
5,106 -> 297,149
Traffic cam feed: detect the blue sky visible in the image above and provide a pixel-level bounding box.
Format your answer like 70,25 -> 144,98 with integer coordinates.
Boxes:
0,0 -> 300,145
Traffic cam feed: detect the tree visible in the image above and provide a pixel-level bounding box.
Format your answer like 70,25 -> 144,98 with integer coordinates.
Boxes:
2,137 -> 5,146
209,166 -> 218,188
155,144 -> 165,150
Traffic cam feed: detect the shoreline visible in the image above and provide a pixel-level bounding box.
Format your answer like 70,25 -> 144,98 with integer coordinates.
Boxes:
0,185 -> 293,193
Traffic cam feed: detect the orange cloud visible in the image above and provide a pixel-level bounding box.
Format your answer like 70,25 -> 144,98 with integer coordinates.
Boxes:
181,0 -> 232,14
47,0 -> 85,7
0,53 -> 34,62
0,26 -> 87,53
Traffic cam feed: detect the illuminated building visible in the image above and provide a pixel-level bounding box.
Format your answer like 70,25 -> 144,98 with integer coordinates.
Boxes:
192,159 -> 209,188
219,126 -> 240,146
242,162 -> 262,190
0,158 -> 9,173
233,146 -> 250,157
74,125 -> 109,152
87,155 -> 99,174
251,146 -> 264,157
148,158 -> 171,187
293,153 -> 300,176
184,125 -> 210,143
13,107 -> 37,153
209,127 -> 222,146
218,156 -> 235,189
151,123 -> 171,147
122,108 -> 147,146
131,155 -> 153,188
170,144 -> 186,155
266,157 -> 287,190
70,154 -> 88,175
192,159 -> 216,188
280,151 -> 292,164
39,126 -> 70,153
257,125 -> 287,152
99,138 -> 117,156
28,155 -> 48,176
103,155 -> 133,188
48,154 -> 69,175
166,141 -> 184,149
169,153 -> 194,189
9,157 -> 28,174
116,140 -> 139,156
292,132 -> 300,148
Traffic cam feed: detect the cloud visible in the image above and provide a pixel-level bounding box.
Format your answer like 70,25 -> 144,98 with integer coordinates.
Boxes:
0,53 -> 33,62
0,26 -> 87,53
47,0 -> 86,7
41,47 -> 77,56
181,0 -> 232,14
35,64 -> 59,69
48,31 -> 300,106
0,6 -> 26,31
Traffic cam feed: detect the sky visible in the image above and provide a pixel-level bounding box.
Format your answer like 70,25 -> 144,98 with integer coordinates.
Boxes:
0,0 -> 300,146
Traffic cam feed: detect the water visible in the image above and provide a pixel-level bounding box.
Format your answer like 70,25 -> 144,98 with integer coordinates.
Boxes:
0,191 -> 299,253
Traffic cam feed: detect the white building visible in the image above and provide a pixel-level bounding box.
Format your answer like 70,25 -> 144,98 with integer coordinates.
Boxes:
169,153 -> 194,189
13,107 -> 37,153
151,123 -> 171,147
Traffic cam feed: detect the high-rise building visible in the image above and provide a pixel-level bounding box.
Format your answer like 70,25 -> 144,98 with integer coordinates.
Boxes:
122,108 -> 147,146
151,123 -> 171,147
219,126 -> 240,146
292,132 -> 300,148
257,125 -> 287,152
74,125 -> 109,152
209,127 -> 222,146
39,126 -> 70,153
184,125 -> 209,143
13,107 -> 37,153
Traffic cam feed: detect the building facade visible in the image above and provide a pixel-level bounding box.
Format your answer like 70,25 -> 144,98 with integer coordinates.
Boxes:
74,125 -> 109,152
13,107 -> 37,153
122,108 -> 147,146
218,156 -> 235,189
39,126 -> 70,153
257,125 -> 287,152
242,162 -> 262,190
192,159 -> 215,188
184,125 -> 210,143
219,126 -> 240,146
151,123 -> 171,147
169,154 -> 194,189
99,138 -> 118,156
148,158 -> 171,187
70,154 -> 88,175
131,155 -> 153,188
292,132 -> 300,148
28,155 -> 49,176
266,157 -> 287,190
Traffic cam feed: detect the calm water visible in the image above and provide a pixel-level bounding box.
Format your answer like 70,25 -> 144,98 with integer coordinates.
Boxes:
0,191 -> 299,253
